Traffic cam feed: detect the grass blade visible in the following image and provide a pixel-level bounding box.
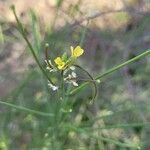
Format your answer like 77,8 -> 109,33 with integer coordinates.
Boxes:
0,100 -> 54,117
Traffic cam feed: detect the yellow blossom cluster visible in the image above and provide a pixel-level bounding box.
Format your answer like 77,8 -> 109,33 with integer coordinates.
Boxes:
54,46 -> 84,70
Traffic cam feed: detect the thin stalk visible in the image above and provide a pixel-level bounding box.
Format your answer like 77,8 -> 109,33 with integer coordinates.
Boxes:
0,100 -> 54,117
63,122 -> 150,132
79,20 -> 89,46
10,5 -> 55,85
61,70 -> 65,100
69,49 -> 150,95
95,49 -> 150,80
74,65 -> 97,102
30,10 -> 41,53
45,43 -> 54,69
84,122 -> 150,131
90,135 -> 140,149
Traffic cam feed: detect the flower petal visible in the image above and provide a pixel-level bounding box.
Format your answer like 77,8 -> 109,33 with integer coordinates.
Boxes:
58,62 -> 65,70
72,81 -> 78,86
73,46 -> 84,57
70,46 -> 74,56
54,57 -> 62,65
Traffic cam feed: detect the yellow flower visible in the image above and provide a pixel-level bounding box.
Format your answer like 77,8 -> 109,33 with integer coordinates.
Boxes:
71,46 -> 84,58
54,57 -> 65,70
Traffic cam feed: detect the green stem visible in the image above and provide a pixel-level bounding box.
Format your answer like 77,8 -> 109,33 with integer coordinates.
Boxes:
10,5 -> 54,85
69,49 -> 150,95
64,122 -> 150,132
84,122 -> 150,130
74,65 -> 97,102
61,70 -> 65,100
79,20 -> 89,46
90,135 -> 140,149
45,43 -> 53,69
95,49 -> 150,80
0,100 -> 54,117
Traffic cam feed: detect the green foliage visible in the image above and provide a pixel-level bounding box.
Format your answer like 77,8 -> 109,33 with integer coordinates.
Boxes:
0,3 -> 150,150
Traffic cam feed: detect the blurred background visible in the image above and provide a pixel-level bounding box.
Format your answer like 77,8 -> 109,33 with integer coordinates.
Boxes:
0,0 -> 150,149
